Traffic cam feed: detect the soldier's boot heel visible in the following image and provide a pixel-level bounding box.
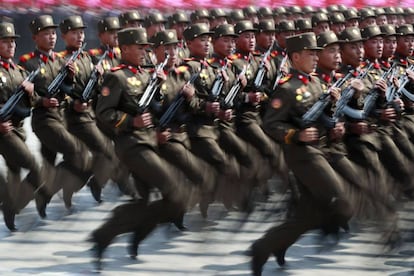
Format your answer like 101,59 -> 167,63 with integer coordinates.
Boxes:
251,242 -> 268,276
63,187 -> 73,209
87,176 -> 102,203
2,205 -> 16,232
127,242 -> 139,259
273,248 -> 286,266
35,187 -> 52,218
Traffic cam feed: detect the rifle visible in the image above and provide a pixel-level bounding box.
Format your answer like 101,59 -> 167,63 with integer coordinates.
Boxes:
389,63 -> 414,103
301,69 -> 355,128
253,40 -> 274,90
209,58 -> 229,101
81,49 -> 108,102
136,53 -> 170,114
47,42 -> 87,97
273,54 -> 289,90
359,63 -> 397,118
158,66 -> 202,130
0,64 -> 43,121
221,63 -> 250,109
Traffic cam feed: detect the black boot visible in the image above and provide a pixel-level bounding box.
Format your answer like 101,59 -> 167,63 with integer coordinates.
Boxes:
250,243 -> 268,276
87,176 -> 102,203
89,236 -> 104,271
128,232 -> 140,259
172,214 -> 188,231
35,188 -> 51,218
273,248 -> 286,266
2,205 -> 16,232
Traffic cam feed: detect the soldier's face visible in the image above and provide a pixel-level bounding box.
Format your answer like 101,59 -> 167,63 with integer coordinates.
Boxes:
364,36 -> 383,60
210,18 -> 227,30
33,28 -> 57,52
0,38 -> 15,59
155,43 -> 178,67
382,36 -> 397,59
187,35 -> 210,58
256,31 -> 275,49
236,31 -> 256,53
359,18 -> 376,28
123,44 -> 147,66
293,49 -> 319,74
396,35 -> 414,57
345,19 -> 359,28
99,30 -> 118,48
317,44 -> 341,71
341,42 -> 364,68
276,31 -> 295,49
124,21 -> 142,28
313,22 -> 330,35
172,23 -> 188,40
62,29 -> 85,49
330,23 -> 345,35
213,36 -> 235,58
376,15 -> 388,26
387,15 -> 398,26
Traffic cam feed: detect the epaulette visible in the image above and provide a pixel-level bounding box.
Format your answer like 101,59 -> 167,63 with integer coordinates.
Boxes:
19,52 -> 35,63
88,48 -> 103,56
207,57 -> 216,64
334,72 -> 344,80
183,57 -> 196,62
270,50 -> 279,58
175,65 -> 189,74
58,50 -> 68,57
278,74 -> 292,85
252,50 -> 261,56
111,64 -> 126,72
227,53 -> 240,60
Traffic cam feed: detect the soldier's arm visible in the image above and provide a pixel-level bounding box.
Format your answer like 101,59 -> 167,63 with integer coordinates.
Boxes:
96,72 -> 134,132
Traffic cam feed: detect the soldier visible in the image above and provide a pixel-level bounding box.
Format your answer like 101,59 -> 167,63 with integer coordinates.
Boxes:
167,11 -> 190,59
91,28 -> 184,269
228,9 -> 245,25
209,8 -> 228,30
380,24 -> 397,65
252,32 -> 352,275
231,20 -> 275,160
144,12 -> 166,65
180,23 -> 229,217
329,13 -> 346,35
342,9 -> 359,28
274,20 -> 295,55
210,24 -> 254,208
375,7 -> 388,26
295,18 -> 313,34
384,7 -> 398,26
0,22 -> 49,231
59,15 -> 118,206
118,10 -> 144,29
243,6 -> 259,25
89,17 -> 121,70
190,9 -> 210,29
311,12 -> 330,35
19,15 -> 90,211
359,8 -> 377,28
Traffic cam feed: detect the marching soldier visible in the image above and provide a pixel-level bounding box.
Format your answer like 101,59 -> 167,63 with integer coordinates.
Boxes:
89,17 -> 121,71
167,11 -> 190,59
253,32 -> 352,275
0,22 -> 49,231
118,10 -> 144,29
91,27 -> 185,270
58,15 -> 117,206
19,15 -> 91,211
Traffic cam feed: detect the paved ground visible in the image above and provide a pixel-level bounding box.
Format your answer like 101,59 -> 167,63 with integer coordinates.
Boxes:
0,119 -> 414,276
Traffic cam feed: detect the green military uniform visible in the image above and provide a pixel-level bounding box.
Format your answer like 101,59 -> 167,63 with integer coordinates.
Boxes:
59,15 -> 117,205
231,20 -> 275,159
89,17 -> 122,71
18,15 -> 91,208
252,33 -> 352,276
360,25 -> 413,196
0,22 -> 48,231
91,28 -> 185,267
